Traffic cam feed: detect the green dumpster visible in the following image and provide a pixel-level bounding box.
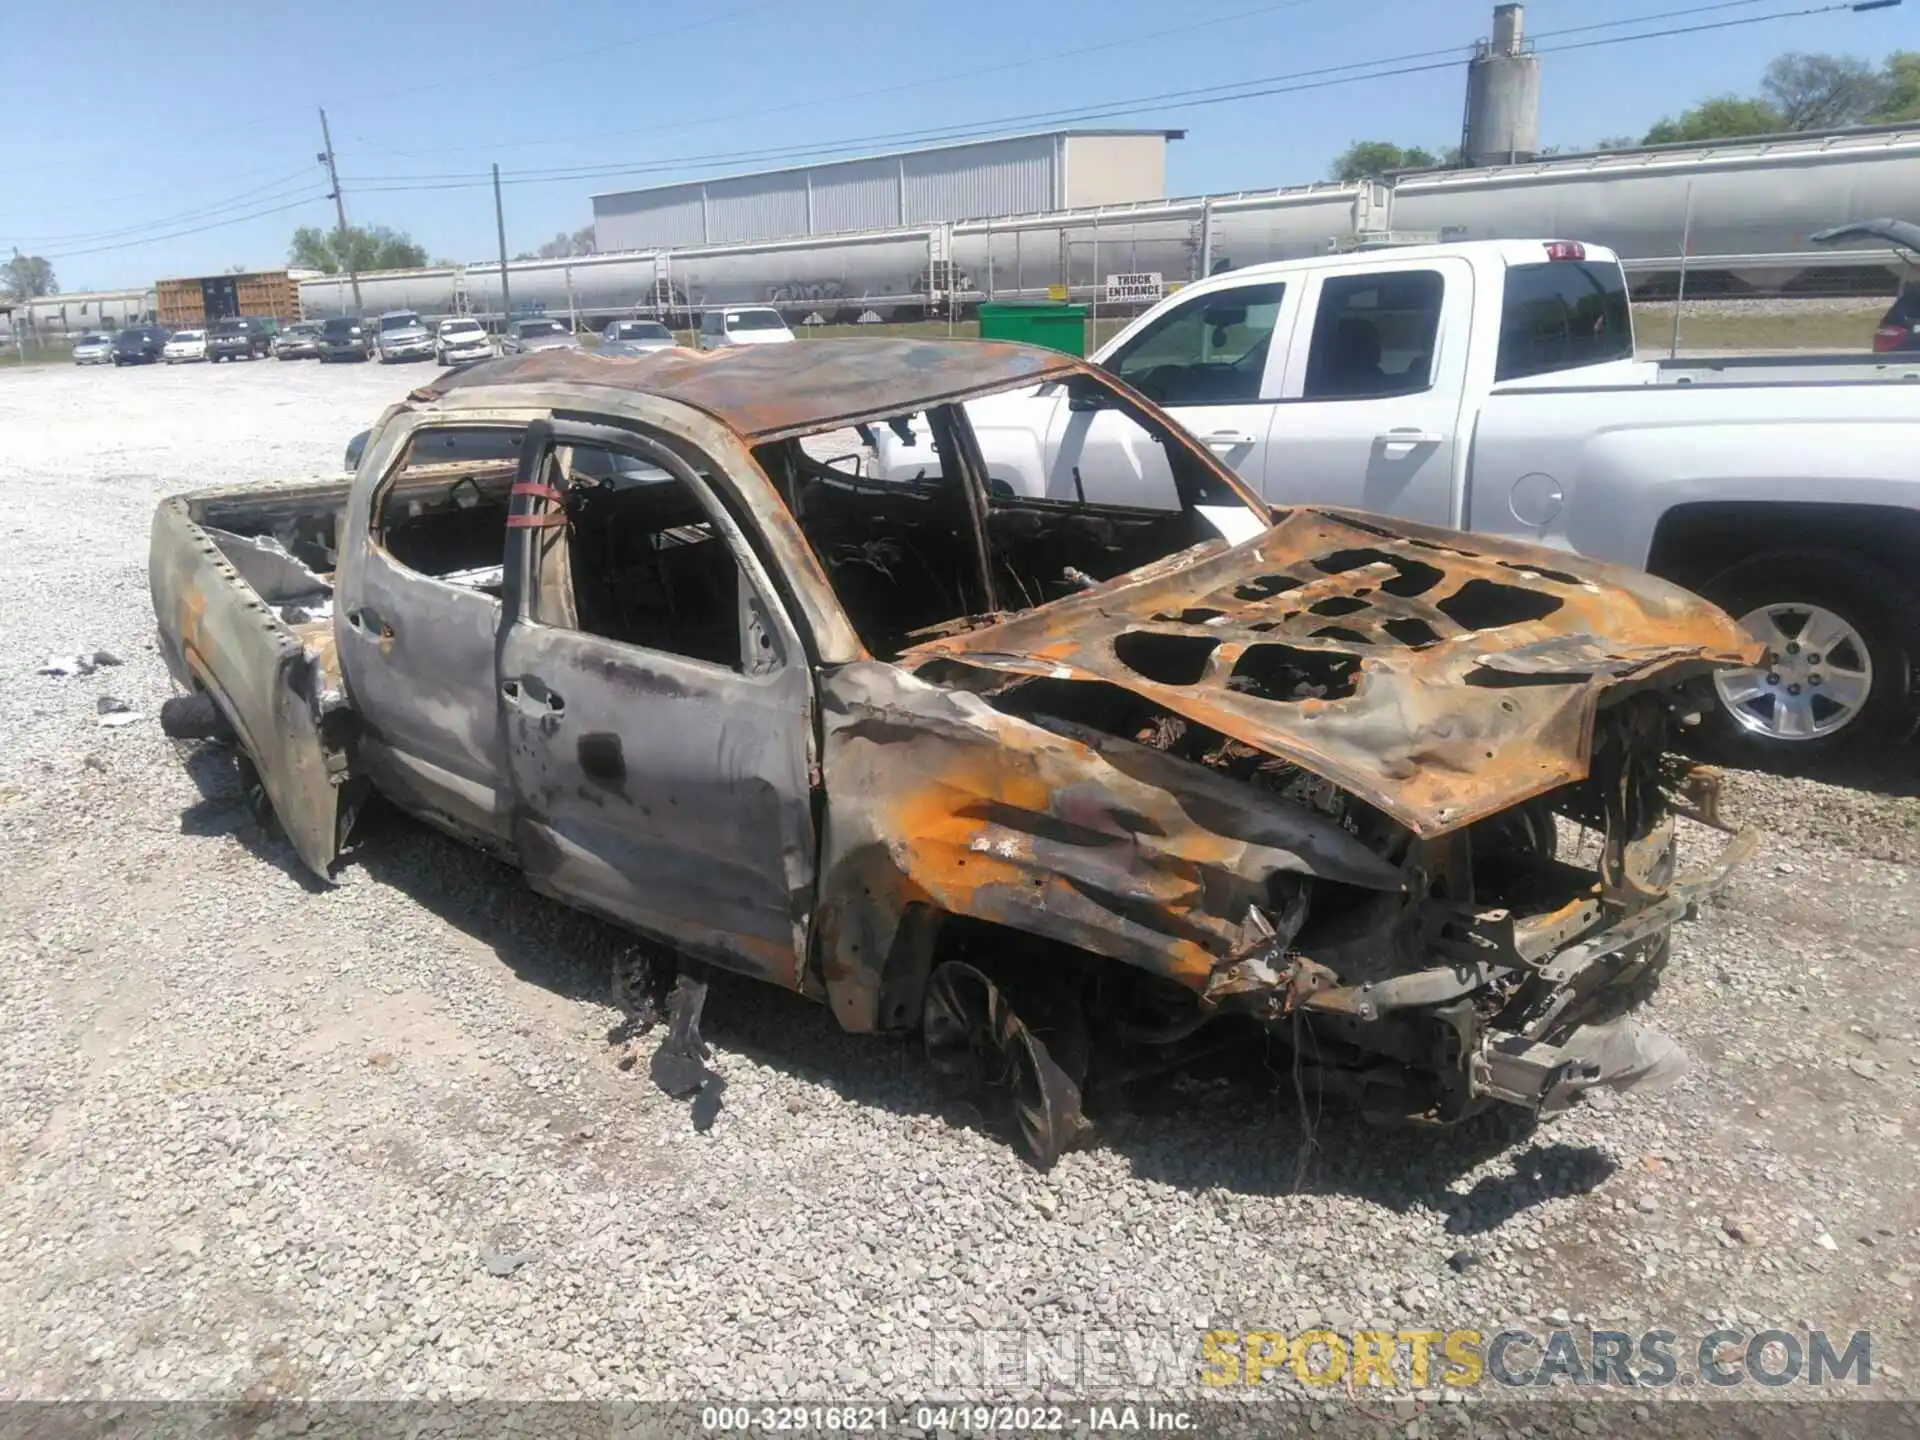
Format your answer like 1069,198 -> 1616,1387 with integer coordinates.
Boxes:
978,302 -> 1087,357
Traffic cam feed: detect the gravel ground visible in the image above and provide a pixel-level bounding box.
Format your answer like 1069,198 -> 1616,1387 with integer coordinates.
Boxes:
3,358 -> 1919,1412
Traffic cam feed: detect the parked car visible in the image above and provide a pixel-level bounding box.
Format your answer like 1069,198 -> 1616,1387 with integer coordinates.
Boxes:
111,326 -> 170,365
317,317 -> 371,363
72,333 -> 116,365
501,317 -> 580,355
433,317 -> 494,366
1872,285 -> 1920,354
239,316 -> 277,357
1811,218 -> 1920,352
151,340 -> 1757,1167
601,319 -> 678,353
204,319 -> 256,363
163,329 -> 207,364
695,306 -> 793,349
373,311 -> 435,364
872,238 -> 1920,764
272,321 -> 323,360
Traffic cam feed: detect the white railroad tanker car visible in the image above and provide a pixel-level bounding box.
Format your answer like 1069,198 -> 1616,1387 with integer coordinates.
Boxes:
300,123 -> 1920,326
18,288 -> 157,338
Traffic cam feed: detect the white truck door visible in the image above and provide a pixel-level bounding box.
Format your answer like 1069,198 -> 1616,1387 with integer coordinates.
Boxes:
1041,279 -> 1294,508
1266,258 -> 1471,527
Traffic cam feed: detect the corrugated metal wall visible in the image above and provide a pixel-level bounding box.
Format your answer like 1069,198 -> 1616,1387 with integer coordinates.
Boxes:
812,157 -> 902,234
593,134 -> 1085,250
903,135 -> 1056,225
705,173 -> 810,244
596,184 -> 707,250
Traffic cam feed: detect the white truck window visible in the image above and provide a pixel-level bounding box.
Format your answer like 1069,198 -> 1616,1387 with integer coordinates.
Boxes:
1496,260 -> 1633,381
1302,271 -> 1444,400
1105,282 -> 1286,407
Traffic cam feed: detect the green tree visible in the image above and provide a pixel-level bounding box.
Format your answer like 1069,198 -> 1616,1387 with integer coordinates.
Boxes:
1761,52 -> 1890,130
1873,51 -> 1920,121
1642,95 -> 1783,145
534,225 -> 596,260
1330,141 -> 1442,182
2,250 -> 57,301
288,224 -> 428,275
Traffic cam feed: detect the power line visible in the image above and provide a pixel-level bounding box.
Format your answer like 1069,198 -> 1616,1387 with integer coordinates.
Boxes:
1540,0 -> 1890,55
37,195 -> 328,262
22,0 -> 1900,268
0,161 -> 313,225
339,0 -> 1890,198
348,0 -> 786,114
344,43 -> 1480,190
3,169 -> 320,247
1530,0 -> 1779,39
364,0 -> 1330,160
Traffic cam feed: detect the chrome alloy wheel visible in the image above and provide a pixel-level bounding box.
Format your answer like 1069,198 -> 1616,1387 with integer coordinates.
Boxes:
1713,602 -> 1873,741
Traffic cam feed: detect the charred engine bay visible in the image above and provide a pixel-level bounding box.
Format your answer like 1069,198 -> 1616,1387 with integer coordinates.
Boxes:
912,655 -> 1719,1147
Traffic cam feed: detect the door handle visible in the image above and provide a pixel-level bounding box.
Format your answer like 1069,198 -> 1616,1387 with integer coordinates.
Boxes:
1203,430 -> 1258,450
345,607 -> 394,641
502,678 -> 564,715
1377,429 -> 1442,454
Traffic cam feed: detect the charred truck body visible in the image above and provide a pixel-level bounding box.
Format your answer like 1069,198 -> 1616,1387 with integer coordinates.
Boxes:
149,341 -> 1757,1165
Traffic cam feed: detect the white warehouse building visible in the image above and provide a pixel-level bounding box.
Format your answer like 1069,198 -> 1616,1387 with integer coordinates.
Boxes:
591,129 -> 1184,252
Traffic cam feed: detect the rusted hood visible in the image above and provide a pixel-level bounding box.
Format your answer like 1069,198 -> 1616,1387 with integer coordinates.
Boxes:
904,508 -> 1760,836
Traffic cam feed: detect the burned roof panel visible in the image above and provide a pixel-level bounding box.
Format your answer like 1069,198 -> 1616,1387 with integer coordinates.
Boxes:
416,339 -> 1083,441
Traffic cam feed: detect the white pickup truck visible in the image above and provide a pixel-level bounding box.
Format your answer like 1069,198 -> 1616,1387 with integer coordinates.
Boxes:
872,239 -> 1920,762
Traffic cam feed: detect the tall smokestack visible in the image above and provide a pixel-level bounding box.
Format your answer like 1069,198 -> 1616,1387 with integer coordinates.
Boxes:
1464,3 -> 1540,167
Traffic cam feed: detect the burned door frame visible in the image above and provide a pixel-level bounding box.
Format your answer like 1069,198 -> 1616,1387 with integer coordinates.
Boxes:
335,406 -> 546,854
497,416 -> 820,987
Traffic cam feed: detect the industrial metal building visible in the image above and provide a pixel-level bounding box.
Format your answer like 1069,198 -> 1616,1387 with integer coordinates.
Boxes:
591,129 -> 1184,252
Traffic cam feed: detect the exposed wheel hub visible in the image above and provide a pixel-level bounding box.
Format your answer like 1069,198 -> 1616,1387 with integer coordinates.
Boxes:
1713,602 -> 1872,741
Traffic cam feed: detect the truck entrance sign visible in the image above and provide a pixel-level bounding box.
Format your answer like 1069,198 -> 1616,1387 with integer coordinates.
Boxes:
1104,273 -> 1163,303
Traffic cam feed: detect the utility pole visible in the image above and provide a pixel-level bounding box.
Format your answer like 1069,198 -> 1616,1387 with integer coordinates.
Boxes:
316,107 -> 362,312
493,163 -> 512,330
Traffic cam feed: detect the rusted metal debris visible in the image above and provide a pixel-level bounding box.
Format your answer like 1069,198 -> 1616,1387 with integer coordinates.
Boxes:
903,504 -> 1757,837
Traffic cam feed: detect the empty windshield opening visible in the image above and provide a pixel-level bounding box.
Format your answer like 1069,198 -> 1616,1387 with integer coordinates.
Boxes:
757,383 -> 1263,659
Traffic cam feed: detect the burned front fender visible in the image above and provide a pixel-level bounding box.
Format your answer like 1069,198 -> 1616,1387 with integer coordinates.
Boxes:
813,659 -> 1405,1033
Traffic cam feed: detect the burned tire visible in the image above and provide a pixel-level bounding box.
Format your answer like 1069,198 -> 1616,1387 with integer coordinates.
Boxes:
1698,551 -> 1919,766
924,961 -> 1087,1170
159,692 -> 234,742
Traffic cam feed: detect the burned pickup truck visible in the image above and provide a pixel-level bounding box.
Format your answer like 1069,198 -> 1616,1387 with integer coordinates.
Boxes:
150,340 -> 1757,1166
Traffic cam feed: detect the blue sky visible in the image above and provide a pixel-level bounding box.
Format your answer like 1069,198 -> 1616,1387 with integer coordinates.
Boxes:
5,0 -> 1911,291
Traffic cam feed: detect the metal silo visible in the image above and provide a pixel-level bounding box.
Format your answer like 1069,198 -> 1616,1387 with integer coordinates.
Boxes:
1464,4 -> 1540,168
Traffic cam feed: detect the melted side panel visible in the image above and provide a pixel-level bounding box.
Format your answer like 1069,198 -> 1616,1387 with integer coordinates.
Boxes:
813,659 -> 1404,1033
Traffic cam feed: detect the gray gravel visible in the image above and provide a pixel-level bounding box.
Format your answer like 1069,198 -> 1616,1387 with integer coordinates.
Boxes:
2,358 -> 1918,1406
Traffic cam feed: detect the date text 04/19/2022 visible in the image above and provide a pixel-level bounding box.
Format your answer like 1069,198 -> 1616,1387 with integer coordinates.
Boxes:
701,1404 -> 1198,1431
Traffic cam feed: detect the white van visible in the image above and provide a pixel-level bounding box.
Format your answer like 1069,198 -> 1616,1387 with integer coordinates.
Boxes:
696,306 -> 794,350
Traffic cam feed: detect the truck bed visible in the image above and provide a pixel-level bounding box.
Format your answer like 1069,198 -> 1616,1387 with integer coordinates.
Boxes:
1652,351 -> 1920,386
150,476 -> 356,876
